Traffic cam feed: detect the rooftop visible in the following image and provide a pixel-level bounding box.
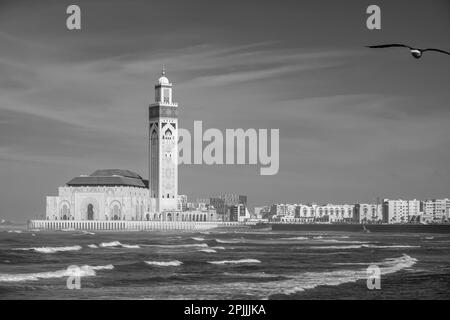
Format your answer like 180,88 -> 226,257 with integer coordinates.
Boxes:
66,169 -> 148,188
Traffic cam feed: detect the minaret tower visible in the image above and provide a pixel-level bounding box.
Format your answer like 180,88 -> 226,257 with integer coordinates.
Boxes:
149,66 -> 179,214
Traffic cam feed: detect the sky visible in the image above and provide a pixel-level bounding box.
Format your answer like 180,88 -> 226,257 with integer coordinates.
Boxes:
0,0 -> 449,221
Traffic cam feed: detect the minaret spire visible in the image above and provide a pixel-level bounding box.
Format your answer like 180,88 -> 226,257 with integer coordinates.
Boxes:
161,64 -> 166,76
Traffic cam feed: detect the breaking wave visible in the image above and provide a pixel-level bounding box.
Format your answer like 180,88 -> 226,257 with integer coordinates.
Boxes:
0,264 -> 114,283
210,246 -> 226,250
159,254 -> 417,299
191,237 -> 205,241
208,259 -> 261,265
143,243 -> 209,249
215,239 -> 243,244
198,249 -> 217,253
14,245 -> 82,253
145,260 -> 183,267
280,236 -> 309,240
311,244 -> 420,250
99,241 -> 140,249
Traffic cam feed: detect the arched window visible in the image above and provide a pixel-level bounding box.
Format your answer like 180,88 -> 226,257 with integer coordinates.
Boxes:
61,204 -> 69,220
87,204 -> 94,220
112,204 -> 120,220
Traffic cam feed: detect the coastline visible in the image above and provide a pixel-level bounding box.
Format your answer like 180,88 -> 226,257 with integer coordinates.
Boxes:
271,223 -> 450,234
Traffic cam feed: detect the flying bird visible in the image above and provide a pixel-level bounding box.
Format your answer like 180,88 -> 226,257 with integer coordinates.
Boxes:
366,44 -> 450,59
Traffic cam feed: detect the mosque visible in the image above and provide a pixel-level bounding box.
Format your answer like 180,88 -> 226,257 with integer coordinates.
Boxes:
44,69 -> 218,224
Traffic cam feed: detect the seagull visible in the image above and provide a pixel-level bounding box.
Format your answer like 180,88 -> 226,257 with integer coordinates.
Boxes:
366,44 -> 450,59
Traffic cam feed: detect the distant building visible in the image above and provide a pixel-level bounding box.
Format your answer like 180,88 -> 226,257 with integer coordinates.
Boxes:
270,204 -> 297,220
229,204 -> 250,222
382,199 -> 422,224
210,194 -> 248,221
178,195 -> 188,211
354,204 -> 383,223
422,198 -> 450,223
254,206 -> 270,219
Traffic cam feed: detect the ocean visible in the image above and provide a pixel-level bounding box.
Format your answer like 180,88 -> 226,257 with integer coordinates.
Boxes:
0,225 -> 449,299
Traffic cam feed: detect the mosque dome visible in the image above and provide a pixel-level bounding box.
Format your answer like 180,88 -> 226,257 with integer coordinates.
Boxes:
66,169 -> 148,188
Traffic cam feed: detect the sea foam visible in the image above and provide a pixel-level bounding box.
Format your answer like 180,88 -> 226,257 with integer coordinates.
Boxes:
158,254 -> 417,299
0,264 -> 114,283
208,259 -> 261,265
15,245 -> 82,253
145,260 -> 183,267
99,241 -> 140,249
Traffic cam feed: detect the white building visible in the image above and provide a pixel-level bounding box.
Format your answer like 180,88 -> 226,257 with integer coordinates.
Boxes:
46,169 -> 150,221
382,199 -> 422,224
275,203 -> 355,223
422,198 -> 450,223
355,203 -> 383,223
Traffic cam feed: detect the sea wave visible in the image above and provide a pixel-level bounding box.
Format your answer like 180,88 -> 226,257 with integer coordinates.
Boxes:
316,239 -> 369,244
191,237 -> 205,241
311,244 -> 420,250
215,239 -> 243,244
158,254 -> 417,299
223,272 -> 280,278
75,231 -> 95,236
0,264 -> 114,283
99,241 -> 140,249
7,230 -> 23,233
14,245 -> 82,253
208,259 -> 261,265
143,243 -> 209,249
279,236 -> 309,240
198,249 -> 217,253
145,260 -> 183,267
210,246 -> 226,250
87,244 -> 99,249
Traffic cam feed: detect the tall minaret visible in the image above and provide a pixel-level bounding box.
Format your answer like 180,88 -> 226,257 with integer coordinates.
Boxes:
149,66 -> 179,213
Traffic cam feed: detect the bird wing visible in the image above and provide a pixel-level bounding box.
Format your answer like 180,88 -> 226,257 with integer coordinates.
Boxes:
421,48 -> 450,55
365,44 -> 412,49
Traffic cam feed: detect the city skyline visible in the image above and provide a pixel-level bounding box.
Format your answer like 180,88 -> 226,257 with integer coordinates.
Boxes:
1,0 -> 450,221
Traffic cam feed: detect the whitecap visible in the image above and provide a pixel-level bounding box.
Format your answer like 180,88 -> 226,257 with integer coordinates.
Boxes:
208,259 -> 261,265
99,241 -> 140,249
0,264 -> 114,283
99,241 -> 122,247
198,249 -> 217,253
144,243 -> 208,248
87,244 -> 99,249
121,244 -> 141,249
15,245 -> 82,253
156,255 -> 417,299
280,237 -> 309,240
215,239 -> 243,244
145,260 -> 183,267
310,244 -> 420,250
191,237 -> 205,241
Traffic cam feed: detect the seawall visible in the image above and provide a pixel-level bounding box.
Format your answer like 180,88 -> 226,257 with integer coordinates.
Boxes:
28,220 -> 241,231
